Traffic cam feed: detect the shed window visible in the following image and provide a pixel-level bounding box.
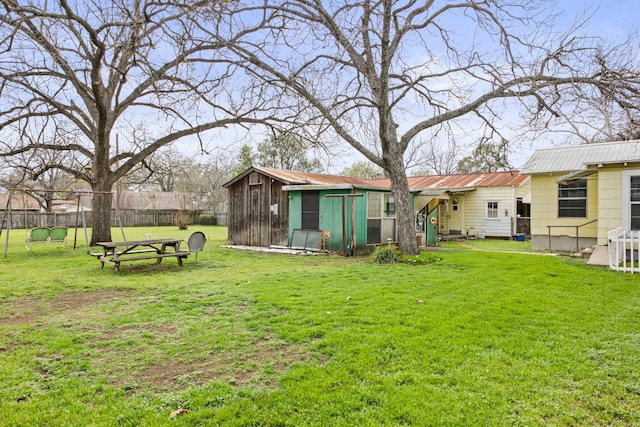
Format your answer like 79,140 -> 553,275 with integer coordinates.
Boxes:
249,172 -> 261,185
301,191 -> 320,230
558,179 -> 587,218
367,192 -> 396,244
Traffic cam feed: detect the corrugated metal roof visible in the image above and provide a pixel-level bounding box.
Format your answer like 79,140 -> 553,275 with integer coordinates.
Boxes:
366,171 -> 528,190
225,167 -> 528,191
223,166 -> 374,188
521,140 -> 640,174
255,167 -> 371,186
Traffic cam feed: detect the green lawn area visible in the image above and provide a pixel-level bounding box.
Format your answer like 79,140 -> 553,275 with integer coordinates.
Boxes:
1,226 -> 639,426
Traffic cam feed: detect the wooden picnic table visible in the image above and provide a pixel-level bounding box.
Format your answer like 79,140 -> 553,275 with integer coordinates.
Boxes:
96,238 -> 189,272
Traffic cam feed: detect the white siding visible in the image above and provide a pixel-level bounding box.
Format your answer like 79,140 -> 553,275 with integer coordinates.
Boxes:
463,186 -> 518,237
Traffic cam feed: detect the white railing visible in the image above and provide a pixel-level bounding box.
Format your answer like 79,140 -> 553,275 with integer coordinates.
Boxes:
608,227 -> 640,274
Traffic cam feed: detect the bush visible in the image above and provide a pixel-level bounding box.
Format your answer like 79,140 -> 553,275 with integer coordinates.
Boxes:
174,211 -> 189,230
370,245 -> 401,264
370,246 -> 443,265
197,214 -> 217,226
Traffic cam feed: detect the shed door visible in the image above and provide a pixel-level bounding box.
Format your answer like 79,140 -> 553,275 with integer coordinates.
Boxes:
250,185 -> 263,246
301,191 -> 320,230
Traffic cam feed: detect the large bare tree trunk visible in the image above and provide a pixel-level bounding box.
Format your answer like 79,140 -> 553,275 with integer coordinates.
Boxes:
388,170 -> 417,255
384,132 -> 418,255
91,190 -> 113,246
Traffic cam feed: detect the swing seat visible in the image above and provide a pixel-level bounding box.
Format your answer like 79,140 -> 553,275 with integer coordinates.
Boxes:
26,227 -> 68,250
49,227 -> 68,243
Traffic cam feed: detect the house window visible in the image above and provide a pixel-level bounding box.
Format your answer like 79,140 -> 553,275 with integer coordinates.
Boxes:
367,192 -> 396,244
301,191 -> 320,230
558,179 -> 587,218
486,201 -> 499,219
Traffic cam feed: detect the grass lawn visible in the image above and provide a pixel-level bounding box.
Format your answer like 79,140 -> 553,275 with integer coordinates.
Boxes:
1,226 -> 639,426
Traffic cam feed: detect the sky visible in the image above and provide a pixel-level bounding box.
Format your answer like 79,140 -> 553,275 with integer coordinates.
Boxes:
181,0 -> 640,174
506,0 -> 640,168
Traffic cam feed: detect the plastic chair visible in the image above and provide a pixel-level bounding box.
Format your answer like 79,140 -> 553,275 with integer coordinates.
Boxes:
187,231 -> 206,261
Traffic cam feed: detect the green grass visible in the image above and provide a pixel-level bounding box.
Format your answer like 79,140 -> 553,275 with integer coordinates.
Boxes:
440,237 -> 536,252
1,226 -> 639,425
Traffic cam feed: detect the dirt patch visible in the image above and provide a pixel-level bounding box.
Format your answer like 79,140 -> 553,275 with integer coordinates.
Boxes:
3,292 -> 320,394
131,337 -> 312,390
0,288 -> 137,326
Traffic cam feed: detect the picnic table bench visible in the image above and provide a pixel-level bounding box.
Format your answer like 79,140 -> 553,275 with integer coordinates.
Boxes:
96,238 -> 189,273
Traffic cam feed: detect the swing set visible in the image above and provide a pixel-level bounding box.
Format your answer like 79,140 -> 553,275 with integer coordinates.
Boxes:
0,188 -> 126,258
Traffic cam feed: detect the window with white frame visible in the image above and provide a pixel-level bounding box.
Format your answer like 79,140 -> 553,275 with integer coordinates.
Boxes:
366,192 -> 397,244
631,176 -> 640,230
486,201 -> 499,218
558,179 -> 587,218
623,172 -> 640,230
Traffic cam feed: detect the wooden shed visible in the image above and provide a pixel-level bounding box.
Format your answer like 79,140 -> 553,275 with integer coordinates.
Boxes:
223,167 -> 369,248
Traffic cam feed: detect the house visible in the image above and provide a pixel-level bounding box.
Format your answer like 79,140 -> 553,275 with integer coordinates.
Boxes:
521,140 -> 640,252
379,172 -> 530,245
225,167 -> 530,253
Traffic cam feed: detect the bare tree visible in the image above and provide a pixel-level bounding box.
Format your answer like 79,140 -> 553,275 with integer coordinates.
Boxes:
539,83 -> 640,144
224,0 -> 640,254
0,121 -> 80,211
0,0 -> 267,244
123,145 -> 234,213
408,137 -> 462,176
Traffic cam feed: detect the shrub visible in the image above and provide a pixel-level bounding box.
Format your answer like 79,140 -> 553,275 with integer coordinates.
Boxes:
174,211 -> 189,230
370,245 -> 401,264
197,214 -> 217,226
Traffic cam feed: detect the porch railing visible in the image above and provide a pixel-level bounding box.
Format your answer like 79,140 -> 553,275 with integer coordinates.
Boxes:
608,227 -> 640,274
547,219 -> 597,253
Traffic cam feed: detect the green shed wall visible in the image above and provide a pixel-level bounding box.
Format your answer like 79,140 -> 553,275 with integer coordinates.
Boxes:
289,189 -> 400,255
289,190 -> 302,231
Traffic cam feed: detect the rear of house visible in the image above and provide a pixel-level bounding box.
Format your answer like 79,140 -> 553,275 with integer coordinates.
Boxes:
403,172 -> 530,243
521,140 -> 640,252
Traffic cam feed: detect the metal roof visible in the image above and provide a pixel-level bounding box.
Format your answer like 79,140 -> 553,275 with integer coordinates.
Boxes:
521,140 -> 640,174
255,167 -> 372,186
366,171 -> 528,190
225,167 -> 528,192
223,166 -> 374,188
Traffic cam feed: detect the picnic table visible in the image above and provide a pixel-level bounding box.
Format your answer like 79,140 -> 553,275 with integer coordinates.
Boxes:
96,238 -> 189,272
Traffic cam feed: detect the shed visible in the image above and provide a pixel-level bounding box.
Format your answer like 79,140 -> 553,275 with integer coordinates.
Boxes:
223,167 -> 368,248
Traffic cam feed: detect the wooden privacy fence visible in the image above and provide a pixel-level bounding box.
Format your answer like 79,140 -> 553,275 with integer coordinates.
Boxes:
608,227 -> 640,274
1,210 -> 208,229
